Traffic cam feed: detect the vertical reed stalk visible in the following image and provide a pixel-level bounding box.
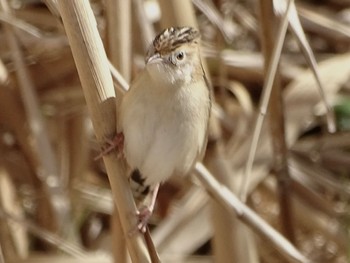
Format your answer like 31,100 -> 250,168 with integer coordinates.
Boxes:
259,0 -> 295,242
57,1 -> 151,261
158,0 -> 198,28
105,0 -> 132,261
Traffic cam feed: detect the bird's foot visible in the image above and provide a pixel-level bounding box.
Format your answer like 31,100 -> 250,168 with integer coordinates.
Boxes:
129,184 -> 160,235
128,206 -> 153,235
136,205 -> 153,233
94,132 -> 124,160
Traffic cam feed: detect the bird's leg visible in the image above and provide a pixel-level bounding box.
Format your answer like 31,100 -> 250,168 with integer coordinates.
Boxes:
136,183 -> 160,233
94,132 -> 124,160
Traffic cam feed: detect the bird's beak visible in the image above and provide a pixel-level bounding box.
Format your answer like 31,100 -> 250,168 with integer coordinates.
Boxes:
146,53 -> 163,64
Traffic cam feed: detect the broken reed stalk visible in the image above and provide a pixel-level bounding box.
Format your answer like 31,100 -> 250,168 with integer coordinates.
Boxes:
57,1 -> 151,262
259,0 -> 296,242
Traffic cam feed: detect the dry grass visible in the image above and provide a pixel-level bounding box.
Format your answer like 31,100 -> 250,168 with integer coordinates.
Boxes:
0,0 -> 349,262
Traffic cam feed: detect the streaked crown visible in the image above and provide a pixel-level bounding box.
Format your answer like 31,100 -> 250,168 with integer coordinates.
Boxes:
146,27 -> 200,60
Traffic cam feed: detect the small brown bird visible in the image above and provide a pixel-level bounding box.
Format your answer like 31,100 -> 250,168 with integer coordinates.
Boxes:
119,27 -> 211,232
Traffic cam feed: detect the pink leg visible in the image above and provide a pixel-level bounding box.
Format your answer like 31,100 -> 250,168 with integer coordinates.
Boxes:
133,184 -> 160,233
94,132 -> 124,160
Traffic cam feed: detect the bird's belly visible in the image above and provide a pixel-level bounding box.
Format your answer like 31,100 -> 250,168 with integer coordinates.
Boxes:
123,102 -> 204,186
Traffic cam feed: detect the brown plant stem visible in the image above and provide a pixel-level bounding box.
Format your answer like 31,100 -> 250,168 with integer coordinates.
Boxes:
158,0 -> 198,28
105,0 -> 132,261
194,163 -> 312,263
259,0 -> 295,242
57,1 -> 151,262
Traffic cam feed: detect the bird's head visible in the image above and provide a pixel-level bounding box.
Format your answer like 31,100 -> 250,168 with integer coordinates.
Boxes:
145,27 -> 202,86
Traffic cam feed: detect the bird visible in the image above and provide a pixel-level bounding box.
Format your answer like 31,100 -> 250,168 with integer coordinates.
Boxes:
118,27 -> 211,232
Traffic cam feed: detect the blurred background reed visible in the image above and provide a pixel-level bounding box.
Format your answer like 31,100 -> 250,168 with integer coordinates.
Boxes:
0,0 -> 350,262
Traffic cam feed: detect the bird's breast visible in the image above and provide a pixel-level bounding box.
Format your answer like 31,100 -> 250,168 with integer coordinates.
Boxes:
121,80 -> 210,186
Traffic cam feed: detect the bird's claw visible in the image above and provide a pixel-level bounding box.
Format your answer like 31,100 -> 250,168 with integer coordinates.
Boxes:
128,206 -> 153,235
94,133 -> 124,160
136,206 -> 152,233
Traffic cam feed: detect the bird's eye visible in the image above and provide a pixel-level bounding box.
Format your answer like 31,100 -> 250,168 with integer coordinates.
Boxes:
176,51 -> 185,61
